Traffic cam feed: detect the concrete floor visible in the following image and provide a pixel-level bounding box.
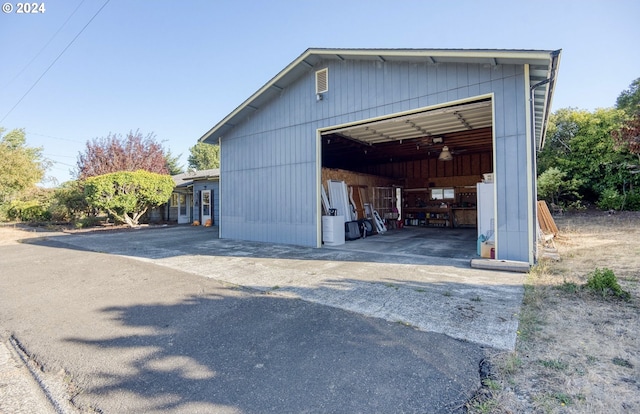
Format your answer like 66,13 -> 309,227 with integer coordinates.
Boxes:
330,226 -> 478,261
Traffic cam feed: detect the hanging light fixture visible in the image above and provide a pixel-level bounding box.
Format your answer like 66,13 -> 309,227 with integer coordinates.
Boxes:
438,146 -> 453,161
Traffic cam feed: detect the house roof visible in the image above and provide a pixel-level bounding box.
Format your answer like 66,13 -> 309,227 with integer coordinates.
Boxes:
200,48 -> 561,150
172,168 -> 220,187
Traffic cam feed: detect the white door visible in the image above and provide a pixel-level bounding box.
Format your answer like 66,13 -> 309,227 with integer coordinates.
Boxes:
201,190 -> 212,225
177,194 -> 190,224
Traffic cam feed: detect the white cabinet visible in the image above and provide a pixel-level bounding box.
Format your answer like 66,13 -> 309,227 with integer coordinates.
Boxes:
477,182 -> 495,240
322,215 -> 345,246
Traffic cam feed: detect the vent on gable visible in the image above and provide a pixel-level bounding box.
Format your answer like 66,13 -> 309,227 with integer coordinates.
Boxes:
316,68 -> 328,94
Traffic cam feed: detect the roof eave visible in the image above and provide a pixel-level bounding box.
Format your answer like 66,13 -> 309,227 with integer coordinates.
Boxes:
537,49 -> 562,150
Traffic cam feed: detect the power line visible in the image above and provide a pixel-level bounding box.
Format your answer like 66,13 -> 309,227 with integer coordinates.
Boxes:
0,0 -> 111,123
43,153 -> 77,159
1,0 -> 88,90
49,159 -> 76,168
27,130 -> 84,143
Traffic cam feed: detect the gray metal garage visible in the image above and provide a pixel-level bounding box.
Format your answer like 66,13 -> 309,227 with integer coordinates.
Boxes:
200,48 -> 561,265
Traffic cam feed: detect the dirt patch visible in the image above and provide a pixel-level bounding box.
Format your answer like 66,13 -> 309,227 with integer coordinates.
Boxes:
0,224 -> 62,246
470,211 -> 640,413
0,223 -> 173,246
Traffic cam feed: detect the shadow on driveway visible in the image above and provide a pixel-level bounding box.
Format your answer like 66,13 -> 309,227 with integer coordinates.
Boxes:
24,225 -> 525,351
65,293 -> 484,413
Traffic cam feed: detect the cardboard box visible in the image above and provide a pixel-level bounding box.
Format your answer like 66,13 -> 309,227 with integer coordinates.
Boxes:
481,241 -> 495,258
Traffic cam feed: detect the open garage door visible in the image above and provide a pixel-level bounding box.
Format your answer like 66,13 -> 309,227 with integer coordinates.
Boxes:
319,97 -> 495,259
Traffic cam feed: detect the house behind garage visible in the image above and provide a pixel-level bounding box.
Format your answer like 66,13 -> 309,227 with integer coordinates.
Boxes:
200,48 -> 561,265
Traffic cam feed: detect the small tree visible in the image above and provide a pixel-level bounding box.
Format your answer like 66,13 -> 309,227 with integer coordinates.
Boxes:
537,167 -> 581,206
188,142 -> 220,170
0,128 -> 48,205
84,170 -> 174,227
77,130 -> 170,179
164,149 -> 184,175
52,180 -> 91,221
616,78 -> 640,116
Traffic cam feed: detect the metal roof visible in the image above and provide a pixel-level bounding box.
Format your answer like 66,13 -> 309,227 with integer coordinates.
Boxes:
172,168 -> 220,186
200,48 -> 561,149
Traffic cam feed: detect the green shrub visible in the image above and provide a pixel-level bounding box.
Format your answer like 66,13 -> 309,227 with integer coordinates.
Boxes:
622,191 -> 640,210
7,199 -> 51,222
75,216 -> 102,228
597,188 -> 640,211
585,268 -> 630,300
597,188 -> 623,210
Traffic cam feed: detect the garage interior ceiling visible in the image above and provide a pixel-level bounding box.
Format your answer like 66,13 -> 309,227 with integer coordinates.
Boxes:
322,99 -> 493,167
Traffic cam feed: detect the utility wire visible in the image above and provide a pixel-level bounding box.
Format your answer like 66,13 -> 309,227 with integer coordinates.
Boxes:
1,0 -> 87,90
0,0 -> 111,123
27,130 -> 84,143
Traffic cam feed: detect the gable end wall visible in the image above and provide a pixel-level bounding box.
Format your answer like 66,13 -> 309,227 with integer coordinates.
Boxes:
220,59 -> 531,261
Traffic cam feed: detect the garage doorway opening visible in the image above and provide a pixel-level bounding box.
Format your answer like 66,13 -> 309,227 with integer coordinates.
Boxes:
319,96 -> 495,259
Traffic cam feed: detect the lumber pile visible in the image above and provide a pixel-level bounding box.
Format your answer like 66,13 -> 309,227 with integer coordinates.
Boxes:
537,200 -> 561,260
537,200 -> 559,236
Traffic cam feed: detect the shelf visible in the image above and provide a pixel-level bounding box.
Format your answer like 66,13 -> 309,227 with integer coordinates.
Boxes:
404,207 -> 452,228
403,186 -> 478,229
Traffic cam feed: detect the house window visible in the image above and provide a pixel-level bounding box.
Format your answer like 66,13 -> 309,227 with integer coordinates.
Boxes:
431,188 -> 455,200
171,193 -> 178,205
179,194 -> 186,216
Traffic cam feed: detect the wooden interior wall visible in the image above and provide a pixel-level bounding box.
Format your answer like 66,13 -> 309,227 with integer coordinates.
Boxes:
322,168 -> 400,217
322,168 -> 399,188
359,151 -> 492,188
405,175 -> 486,188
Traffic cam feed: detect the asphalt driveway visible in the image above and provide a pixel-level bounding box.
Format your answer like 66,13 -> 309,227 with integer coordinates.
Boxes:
51,226 -> 524,350
0,226 -> 524,413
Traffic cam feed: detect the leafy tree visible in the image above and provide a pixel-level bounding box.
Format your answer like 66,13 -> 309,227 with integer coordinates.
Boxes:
537,167 -> 581,206
538,108 -> 628,203
84,170 -> 174,227
612,113 -> 640,165
0,128 -> 48,205
616,78 -> 640,115
188,142 -> 220,170
6,187 -> 54,222
52,180 -> 91,221
76,130 -> 169,179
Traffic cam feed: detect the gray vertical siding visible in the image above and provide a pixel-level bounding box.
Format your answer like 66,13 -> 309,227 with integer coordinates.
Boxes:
220,59 -> 531,261
192,181 -> 220,226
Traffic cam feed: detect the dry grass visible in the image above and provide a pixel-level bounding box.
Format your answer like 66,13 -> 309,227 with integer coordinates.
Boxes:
0,223 -> 58,245
470,211 -> 640,414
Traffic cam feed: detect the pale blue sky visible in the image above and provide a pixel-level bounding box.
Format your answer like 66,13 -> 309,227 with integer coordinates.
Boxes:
1,0 -> 638,185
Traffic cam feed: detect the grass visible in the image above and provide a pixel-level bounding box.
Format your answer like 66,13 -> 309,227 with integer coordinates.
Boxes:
468,399 -> 499,414
481,378 -> 501,391
466,211 -> 640,413
554,392 -> 573,405
538,359 -> 568,371
612,357 -> 634,369
585,268 -> 631,300
556,280 -> 579,294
